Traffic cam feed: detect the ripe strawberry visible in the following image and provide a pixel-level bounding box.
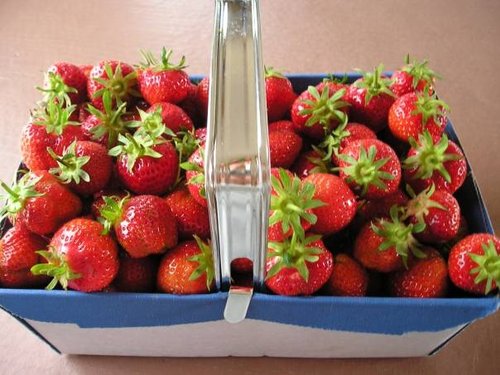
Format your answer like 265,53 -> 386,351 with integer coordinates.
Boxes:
0,171 -> 82,235
147,102 -> 194,134
181,147 -> 206,207
78,103 -> 91,122
337,139 -> 401,199
48,140 -> 113,196
165,186 -> 210,239
157,236 -> 214,294
90,189 -> 128,219
0,224 -> 49,288
389,247 -> 448,298
232,258 -> 253,273
269,129 -> 303,168
138,48 -> 191,105
31,218 -> 119,292
265,234 -> 333,296
302,173 -> 357,235
99,194 -> 178,258
390,55 -> 440,97
39,62 -> 87,105
404,185 -> 460,244
403,132 -> 466,194
114,254 -> 158,292
357,189 -> 409,224
324,253 -> 368,296
195,128 -> 207,144
292,149 -> 330,179
110,133 -> 179,195
346,64 -> 395,132
354,206 -> 425,272
448,234 -> 500,295
21,100 -> 84,171
195,77 -> 209,119
265,67 -> 297,122
79,64 -> 93,79
87,60 -> 138,109
269,120 -> 297,134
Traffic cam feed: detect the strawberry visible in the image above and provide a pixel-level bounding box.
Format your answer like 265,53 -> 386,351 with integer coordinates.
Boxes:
147,102 -> 194,134
181,147 -> 206,207
388,91 -> 448,143
269,129 -> 303,168
195,128 -> 207,144
265,67 -> 297,122
337,139 -> 401,199
292,149 -> 330,179
195,77 -> 209,119
157,236 -> 214,294
448,234 -> 500,295
179,82 -> 203,127
403,131 -> 466,194
110,133 -> 179,195
345,64 -> 395,132
389,247 -> 448,298
357,189 -> 409,224
0,224 -> 49,288
269,120 -> 297,134
114,254 -> 158,292
79,64 -> 93,79
165,186 -> 210,239
98,195 -> 178,258
324,253 -> 368,296
21,100 -> 84,171
39,62 -> 87,105
354,206 -> 425,272
47,140 -> 113,196
404,185 -> 460,244
390,55 -> 440,97
0,171 -> 82,235
90,189 -> 128,219
78,103 -> 91,122
302,173 -> 357,235
265,234 -> 333,296
31,218 -> 119,292
232,258 -> 253,273
138,48 -> 191,105
87,60 -> 138,109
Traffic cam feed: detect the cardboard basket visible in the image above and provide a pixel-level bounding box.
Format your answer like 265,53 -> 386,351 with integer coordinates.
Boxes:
0,74 -> 498,358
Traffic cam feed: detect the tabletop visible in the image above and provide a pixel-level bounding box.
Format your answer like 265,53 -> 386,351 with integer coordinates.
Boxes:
0,0 -> 499,374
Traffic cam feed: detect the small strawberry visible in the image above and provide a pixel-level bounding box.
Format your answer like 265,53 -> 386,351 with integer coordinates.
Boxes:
337,139 -> 401,199
138,48 -> 191,105
265,67 -> 297,122
265,234 -> 333,296
324,253 -> 368,297
0,224 -> 49,288
0,171 -> 82,235
114,254 -> 158,292
390,55 -> 440,97
157,236 -> 214,294
403,131 -> 466,194
195,77 -> 209,119
269,129 -> 303,168
31,218 -> 119,292
47,140 -> 113,196
302,173 -> 357,235
346,64 -> 395,132
147,102 -> 194,134
39,62 -> 87,105
448,234 -> 500,295
181,147 -> 206,207
98,194 -> 178,258
389,247 -> 448,298
232,258 -> 253,273
292,149 -> 330,179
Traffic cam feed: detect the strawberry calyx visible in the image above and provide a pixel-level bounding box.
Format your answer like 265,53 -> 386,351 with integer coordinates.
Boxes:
299,86 -> 349,134
403,131 -> 463,183
47,141 -> 90,185
30,247 -> 81,290
32,100 -> 79,135
180,148 -> 206,197
92,63 -> 139,102
188,235 -> 215,291
129,107 -> 166,140
372,205 -> 426,267
468,240 -> 500,294
169,129 -> 200,164
0,173 -> 43,221
267,233 -> 323,282
139,47 -> 187,72
354,64 -> 395,104
412,91 -> 449,125
264,66 -> 286,79
403,184 -> 446,223
269,168 -> 325,240
321,73 -> 348,85
97,195 -> 130,234
338,145 -> 394,196
401,54 -> 441,89
108,133 -> 165,172
37,71 -> 77,106
318,122 -> 351,161
305,147 -> 332,174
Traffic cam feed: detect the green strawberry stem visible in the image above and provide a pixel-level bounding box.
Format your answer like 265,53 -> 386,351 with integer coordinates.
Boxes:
47,142 -> 91,184
403,184 -> 446,223
108,132 -> 164,172
97,195 -> 129,234
318,122 -> 351,161
469,240 -> 500,294
92,62 -> 140,101
129,107 -> 167,140
411,91 -> 449,125
139,47 -> 187,72
354,64 -> 395,104
188,235 -> 215,291
32,100 -> 79,135
37,72 -> 77,107
30,248 -> 81,290
0,174 -> 43,221
402,54 -> 441,89
264,66 -> 286,79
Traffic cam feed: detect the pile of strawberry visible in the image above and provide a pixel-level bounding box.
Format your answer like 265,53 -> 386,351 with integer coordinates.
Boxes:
0,50 -> 499,298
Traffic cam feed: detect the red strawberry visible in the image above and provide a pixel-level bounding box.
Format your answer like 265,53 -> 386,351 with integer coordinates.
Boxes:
110,133 -> 179,195
232,258 -> 253,273
389,247 -> 448,298
138,48 -> 191,105
98,195 -> 178,258
90,189 -> 128,219
345,64 -> 395,132
292,149 -> 330,179
157,237 -> 214,294
448,234 -> 500,295
195,128 -> 207,144
40,62 -> 87,105
180,82 -> 204,128
404,185 -> 460,244
165,186 -> 210,239
195,77 -> 209,119
181,147 -> 206,207
87,60 -> 138,109
79,64 -> 93,79
390,55 -> 440,97
354,206 -> 425,272
269,129 -> 303,168
48,140 -> 113,196
0,224 -> 49,288
265,234 -> 333,296
324,253 -> 368,296
78,103 -> 91,122
147,102 -> 194,134
403,132 -> 466,194
265,67 -> 297,122
31,218 -> 119,292
114,255 -> 158,292
268,120 -> 297,134
338,139 -> 401,199
302,173 -> 357,235
357,189 -> 409,224
0,171 -> 82,235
